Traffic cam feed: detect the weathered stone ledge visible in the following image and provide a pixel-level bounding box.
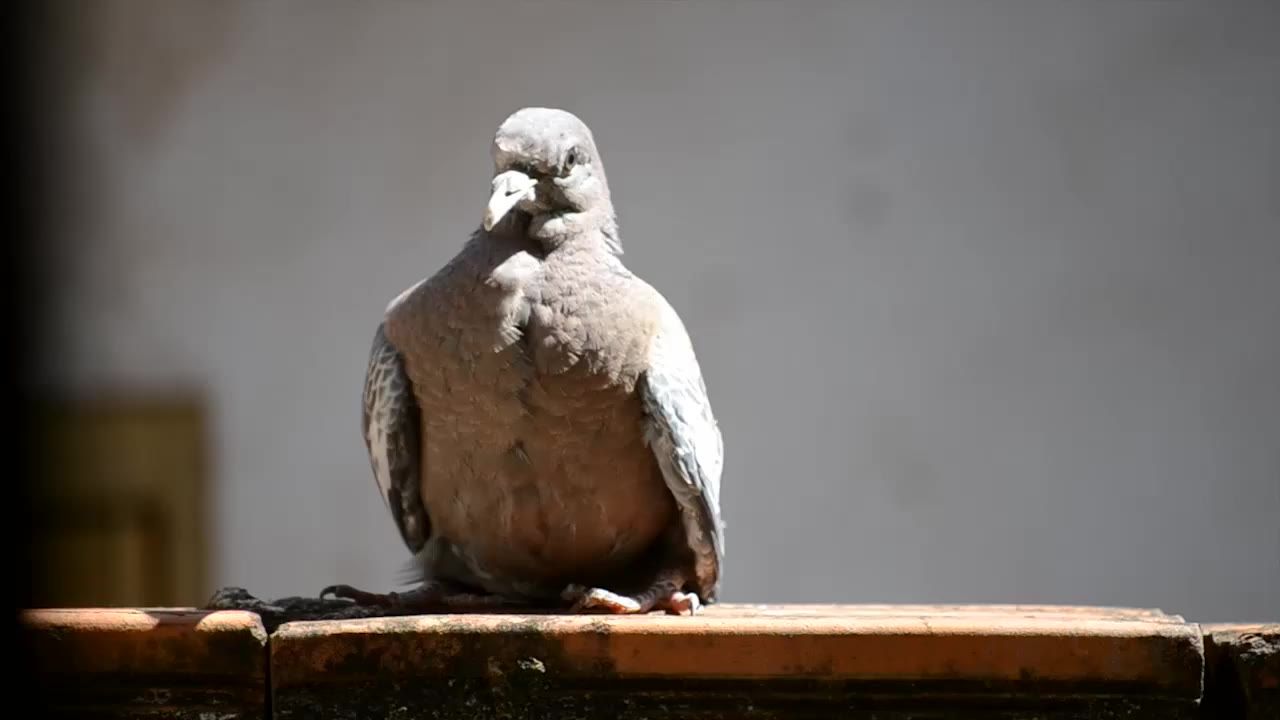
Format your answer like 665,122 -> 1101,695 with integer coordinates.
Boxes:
1202,623 -> 1279,720
17,599 -> 1278,719
21,607 -> 269,719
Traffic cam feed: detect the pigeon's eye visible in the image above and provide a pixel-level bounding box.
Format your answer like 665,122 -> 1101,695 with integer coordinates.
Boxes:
564,147 -> 585,170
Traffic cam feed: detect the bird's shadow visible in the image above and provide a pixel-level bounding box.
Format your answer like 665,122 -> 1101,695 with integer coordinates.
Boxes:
204,586 -> 572,633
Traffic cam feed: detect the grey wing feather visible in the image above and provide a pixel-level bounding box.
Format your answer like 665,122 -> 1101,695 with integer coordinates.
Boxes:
362,322 -> 430,554
638,299 -> 725,601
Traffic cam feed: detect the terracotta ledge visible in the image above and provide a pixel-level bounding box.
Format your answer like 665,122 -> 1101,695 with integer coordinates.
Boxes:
20,608 -> 268,719
26,603 -> 1263,719
1202,623 -> 1279,720
270,603 -> 1204,719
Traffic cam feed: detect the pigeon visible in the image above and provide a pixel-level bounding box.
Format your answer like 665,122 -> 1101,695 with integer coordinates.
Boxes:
322,107 -> 724,615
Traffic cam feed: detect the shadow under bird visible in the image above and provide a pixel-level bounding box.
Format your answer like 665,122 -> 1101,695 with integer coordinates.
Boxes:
322,107 -> 724,614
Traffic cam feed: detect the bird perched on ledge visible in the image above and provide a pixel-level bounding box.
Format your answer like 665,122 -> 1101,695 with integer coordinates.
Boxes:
323,107 -> 724,615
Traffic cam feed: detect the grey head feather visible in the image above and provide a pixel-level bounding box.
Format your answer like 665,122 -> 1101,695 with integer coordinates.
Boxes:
488,107 -> 621,253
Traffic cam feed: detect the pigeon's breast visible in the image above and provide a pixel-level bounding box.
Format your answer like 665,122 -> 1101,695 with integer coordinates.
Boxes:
386,241 -> 677,593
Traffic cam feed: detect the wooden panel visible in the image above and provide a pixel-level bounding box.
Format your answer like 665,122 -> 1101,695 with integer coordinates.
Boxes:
28,393 -> 209,607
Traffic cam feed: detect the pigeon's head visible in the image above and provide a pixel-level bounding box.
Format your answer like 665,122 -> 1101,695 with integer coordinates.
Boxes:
483,107 -> 615,243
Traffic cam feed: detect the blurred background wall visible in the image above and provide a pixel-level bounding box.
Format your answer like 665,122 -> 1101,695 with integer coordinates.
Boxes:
26,0 -> 1279,621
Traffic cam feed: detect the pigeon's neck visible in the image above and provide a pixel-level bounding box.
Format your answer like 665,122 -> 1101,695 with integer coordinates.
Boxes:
527,206 -> 621,255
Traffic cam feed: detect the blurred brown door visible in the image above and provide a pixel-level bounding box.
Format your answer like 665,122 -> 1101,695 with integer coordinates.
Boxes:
28,394 -> 210,608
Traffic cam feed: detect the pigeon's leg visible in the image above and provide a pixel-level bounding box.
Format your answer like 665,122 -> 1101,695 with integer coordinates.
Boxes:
561,568 -> 702,616
319,581 -> 523,612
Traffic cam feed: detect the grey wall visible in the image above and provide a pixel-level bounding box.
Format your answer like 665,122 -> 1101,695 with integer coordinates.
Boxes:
45,0 -> 1279,621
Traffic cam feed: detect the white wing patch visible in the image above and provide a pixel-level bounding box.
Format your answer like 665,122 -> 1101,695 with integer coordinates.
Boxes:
639,298 -> 725,599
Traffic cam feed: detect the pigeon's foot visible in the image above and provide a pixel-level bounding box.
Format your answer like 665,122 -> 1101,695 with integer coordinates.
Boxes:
561,569 -> 702,616
319,582 -> 520,612
561,586 -> 642,613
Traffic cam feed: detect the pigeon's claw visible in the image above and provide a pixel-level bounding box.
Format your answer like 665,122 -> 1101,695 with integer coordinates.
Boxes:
560,568 -> 702,616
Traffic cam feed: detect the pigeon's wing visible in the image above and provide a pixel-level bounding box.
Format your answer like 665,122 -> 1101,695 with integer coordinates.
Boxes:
637,296 -> 725,601
362,322 -> 430,554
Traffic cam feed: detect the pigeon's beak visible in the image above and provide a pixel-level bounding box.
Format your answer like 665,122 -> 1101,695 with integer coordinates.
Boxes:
483,170 -> 538,231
